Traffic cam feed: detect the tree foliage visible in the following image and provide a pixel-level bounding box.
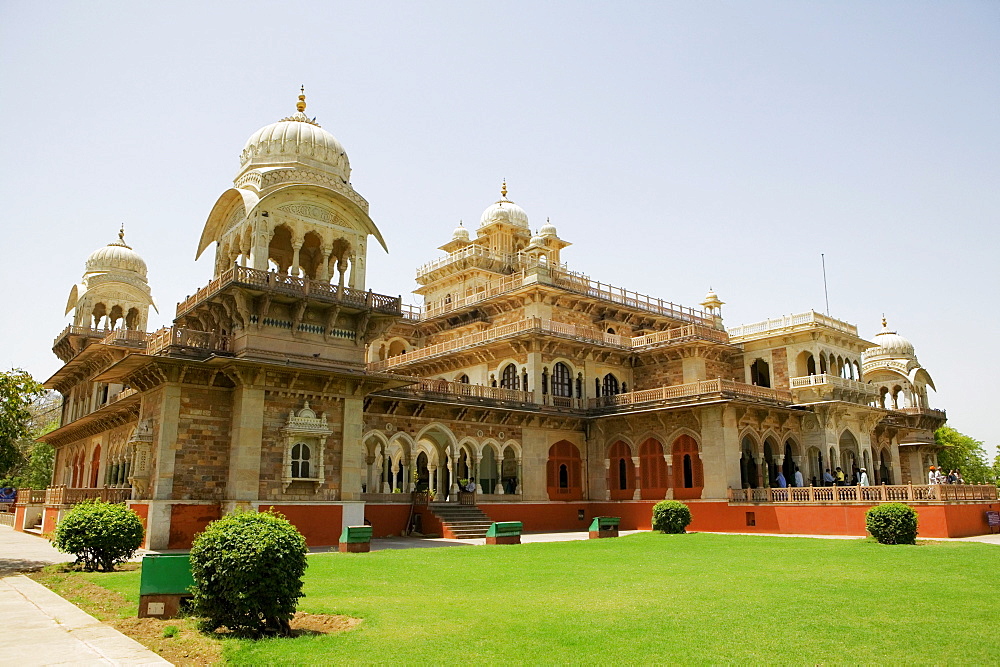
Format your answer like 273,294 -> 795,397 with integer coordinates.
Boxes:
53,500 -> 145,571
189,509 -> 308,637
866,503 -> 918,545
652,500 -> 693,534
934,427 -> 996,484
0,369 -> 45,481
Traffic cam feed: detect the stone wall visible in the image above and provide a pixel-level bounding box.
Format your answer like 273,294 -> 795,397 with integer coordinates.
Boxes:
171,387 -> 233,501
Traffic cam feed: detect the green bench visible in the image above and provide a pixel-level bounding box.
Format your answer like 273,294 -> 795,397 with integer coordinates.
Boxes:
589,516 -> 620,538
340,525 -> 374,552
138,554 -> 195,618
486,521 -> 522,545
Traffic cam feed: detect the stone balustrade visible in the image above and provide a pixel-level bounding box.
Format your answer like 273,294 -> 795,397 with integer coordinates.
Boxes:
591,379 -> 793,410
15,486 -> 132,506
728,310 -> 858,340
147,326 -> 233,357
729,483 -> 998,504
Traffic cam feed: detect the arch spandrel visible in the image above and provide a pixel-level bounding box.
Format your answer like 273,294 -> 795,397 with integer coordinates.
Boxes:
196,188 -> 260,260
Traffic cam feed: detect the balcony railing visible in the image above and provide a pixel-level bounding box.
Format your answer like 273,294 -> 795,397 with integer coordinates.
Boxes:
729,484 -> 997,504
176,265 -> 402,317
148,326 -> 233,357
789,374 -> 879,405
898,406 -> 947,420
728,310 -> 858,340
384,378 -> 535,404
52,325 -> 112,348
369,318 -> 729,372
590,379 -> 793,409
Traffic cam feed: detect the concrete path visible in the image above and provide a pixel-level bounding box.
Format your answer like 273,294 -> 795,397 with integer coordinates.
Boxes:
0,526 -> 170,665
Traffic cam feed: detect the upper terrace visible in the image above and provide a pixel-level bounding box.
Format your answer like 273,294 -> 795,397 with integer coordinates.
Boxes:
728,311 -> 858,342
409,259 -> 715,327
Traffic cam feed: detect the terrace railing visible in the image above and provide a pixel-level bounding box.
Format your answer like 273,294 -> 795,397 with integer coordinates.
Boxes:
729,484 -> 998,504
42,486 -> 132,505
147,326 -> 233,357
728,310 -> 858,339
591,379 -> 793,409
382,378 -> 534,404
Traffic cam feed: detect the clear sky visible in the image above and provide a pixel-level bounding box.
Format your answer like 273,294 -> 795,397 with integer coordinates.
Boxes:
1,2 -> 997,458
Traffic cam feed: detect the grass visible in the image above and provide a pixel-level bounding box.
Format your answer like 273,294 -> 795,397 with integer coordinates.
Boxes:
38,533 -> 1000,664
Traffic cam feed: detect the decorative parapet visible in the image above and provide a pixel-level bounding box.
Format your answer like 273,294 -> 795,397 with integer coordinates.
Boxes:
590,379 -> 792,410
728,311 -> 858,341
789,374 -> 879,406
729,484 -> 997,504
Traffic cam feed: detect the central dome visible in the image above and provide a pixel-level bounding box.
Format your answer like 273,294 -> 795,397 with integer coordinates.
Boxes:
239,91 -> 351,182
865,318 -> 916,359
85,230 -> 148,277
479,181 -> 529,229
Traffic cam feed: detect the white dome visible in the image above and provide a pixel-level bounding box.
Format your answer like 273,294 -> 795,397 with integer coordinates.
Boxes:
479,182 -> 529,229
539,219 -> 557,237
85,233 -> 148,278
239,93 -> 350,182
530,233 -> 545,246
452,223 -> 470,242
865,319 -> 916,359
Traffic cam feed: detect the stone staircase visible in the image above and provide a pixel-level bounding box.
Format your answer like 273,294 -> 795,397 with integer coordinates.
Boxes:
430,503 -> 494,539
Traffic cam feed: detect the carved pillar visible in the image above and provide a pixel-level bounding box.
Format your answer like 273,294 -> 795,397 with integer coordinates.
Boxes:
337,256 -> 348,293
381,447 -> 390,494
515,458 -> 523,495
603,458 -> 611,500
318,246 -> 332,282
449,448 -> 459,498
365,455 -> 375,494
291,238 -> 304,277
632,456 -> 641,500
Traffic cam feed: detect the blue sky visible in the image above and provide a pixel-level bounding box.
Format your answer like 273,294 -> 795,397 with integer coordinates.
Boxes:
1,2 -> 996,457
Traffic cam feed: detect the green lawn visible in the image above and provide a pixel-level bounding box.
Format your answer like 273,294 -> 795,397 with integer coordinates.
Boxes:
82,534 -> 1000,664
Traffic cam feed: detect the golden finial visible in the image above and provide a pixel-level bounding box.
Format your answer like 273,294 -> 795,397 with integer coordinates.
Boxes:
119,224 -> 125,242
881,315 -> 887,328
296,85 -> 307,113
501,179 -> 507,198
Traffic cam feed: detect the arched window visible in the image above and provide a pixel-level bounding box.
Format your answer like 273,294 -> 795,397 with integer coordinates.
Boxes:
608,441 -> 635,500
546,441 -> 582,500
603,374 -> 620,396
500,364 -> 519,390
671,435 -> 704,499
619,458 -> 628,489
639,439 -> 668,499
291,443 -> 311,478
683,454 -> 693,488
552,362 -> 572,397
457,374 -> 470,384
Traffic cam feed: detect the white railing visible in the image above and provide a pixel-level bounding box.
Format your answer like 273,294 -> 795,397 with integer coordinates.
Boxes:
789,374 -> 879,396
728,311 -> 858,340
387,378 -> 534,403
898,406 -> 947,420
100,328 -> 151,347
591,379 -> 793,409
416,245 -> 520,279
368,318 -> 729,371
729,484 -> 998,504
148,326 -> 233,356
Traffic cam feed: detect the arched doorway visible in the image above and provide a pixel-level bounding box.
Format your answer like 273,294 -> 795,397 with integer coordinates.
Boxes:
480,447 -> 499,494
414,452 -> 430,492
741,436 -> 758,488
671,435 -> 703,500
546,441 -> 582,500
639,438 -> 668,499
607,441 -> 634,500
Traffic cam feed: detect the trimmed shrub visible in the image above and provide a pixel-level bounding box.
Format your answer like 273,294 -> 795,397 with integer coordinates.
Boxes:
53,500 -> 144,572
652,500 -> 692,534
866,503 -> 918,544
189,509 -> 308,636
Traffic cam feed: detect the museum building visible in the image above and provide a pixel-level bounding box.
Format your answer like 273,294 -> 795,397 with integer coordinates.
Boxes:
14,92 -> 997,547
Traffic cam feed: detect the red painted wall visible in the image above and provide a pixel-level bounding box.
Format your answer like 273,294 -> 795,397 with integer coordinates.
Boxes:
481,503 -> 593,532
364,504 -> 410,538
128,503 -> 150,549
42,507 -> 59,535
13,506 -> 25,532
168,503 -> 221,549
263,504 -> 343,547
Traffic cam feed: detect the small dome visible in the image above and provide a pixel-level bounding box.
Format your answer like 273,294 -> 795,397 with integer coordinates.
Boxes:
866,318 -> 915,358
452,223 -> 470,242
239,91 -> 350,182
539,218 -> 557,237
479,181 -> 529,229
530,233 -> 545,246
85,231 -> 148,277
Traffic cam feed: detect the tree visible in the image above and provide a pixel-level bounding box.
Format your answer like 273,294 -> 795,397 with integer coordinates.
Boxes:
934,427 -> 996,484
0,369 -> 45,481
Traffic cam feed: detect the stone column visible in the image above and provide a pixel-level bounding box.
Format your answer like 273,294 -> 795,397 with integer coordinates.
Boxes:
381,448 -> 390,493
698,405 -> 739,499
152,384 -> 182,501
318,246 -> 332,282
365,455 -> 374,494
603,458 -> 611,500
226,383 -> 265,502
632,455 -> 642,500
340,396 -> 365,501
290,238 -> 303,277
516,458 -> 523,495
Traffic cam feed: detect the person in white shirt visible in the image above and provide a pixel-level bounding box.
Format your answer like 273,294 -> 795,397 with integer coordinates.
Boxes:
794,467 -> 804,487
860,468 -> 870,486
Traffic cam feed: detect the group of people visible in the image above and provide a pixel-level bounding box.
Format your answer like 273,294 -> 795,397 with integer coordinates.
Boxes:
928,466 -> 963,484
772,466 -> 871,488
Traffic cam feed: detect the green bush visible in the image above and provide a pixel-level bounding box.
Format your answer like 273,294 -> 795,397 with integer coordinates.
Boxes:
866,503 -> 918,544
189,509 -> 308,636
53,500 -> 144,571
652,500 -> 692,534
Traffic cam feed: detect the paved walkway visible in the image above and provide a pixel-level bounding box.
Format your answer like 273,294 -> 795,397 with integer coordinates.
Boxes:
0,526 -> 169,666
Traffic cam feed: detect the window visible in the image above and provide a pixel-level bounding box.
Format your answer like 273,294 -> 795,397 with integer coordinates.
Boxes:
291,443 -> 311,478
457,374 -> 470,384
500,364 -> 519,390
552,362 -> 572,397
603,373 -> 620,396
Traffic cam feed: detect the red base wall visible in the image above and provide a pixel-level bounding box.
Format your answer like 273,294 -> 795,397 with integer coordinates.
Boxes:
13,506 -> 25,531
263,504 -> 343,547
42,507 -> 59,535
364,504 -> 411,538
168,504 -> 221,549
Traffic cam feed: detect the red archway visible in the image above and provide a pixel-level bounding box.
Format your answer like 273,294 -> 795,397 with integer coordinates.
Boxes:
639,438 -> 668,499
546,440 -> 583,500
607,441 -> 634,500
90,445 -> 101,488
671,435 -> 704,500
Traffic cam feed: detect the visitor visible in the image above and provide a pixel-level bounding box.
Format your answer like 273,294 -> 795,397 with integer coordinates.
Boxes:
465,480 -> 477,493
776,471 -> 787,488
928,466 -> 937,484
793,466 -> 804,488
956,469 -> 965,484
947,469 -> 958,484
823,469 -> 834,486
935,468 -> 946,484
835,467 -> 845,486
860,468 -> 870,486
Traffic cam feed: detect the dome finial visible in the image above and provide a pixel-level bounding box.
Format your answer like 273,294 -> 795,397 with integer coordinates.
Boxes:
501,179 -> 507,198
881,314 -> 887,328
119,224 -> 125,243
296,85 -> 307,113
